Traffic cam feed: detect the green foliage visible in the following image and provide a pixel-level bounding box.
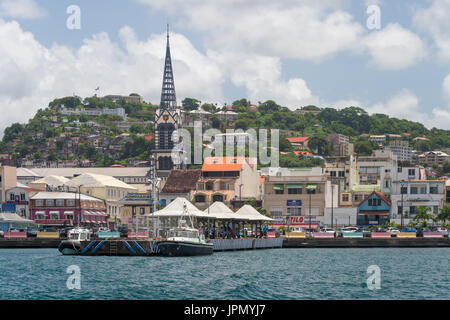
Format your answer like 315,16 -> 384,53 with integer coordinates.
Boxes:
182,98 -> 201,111
307,133 -> 331,156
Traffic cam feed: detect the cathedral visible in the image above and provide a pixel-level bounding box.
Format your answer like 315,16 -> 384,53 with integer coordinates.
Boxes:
152,25 -> 185,178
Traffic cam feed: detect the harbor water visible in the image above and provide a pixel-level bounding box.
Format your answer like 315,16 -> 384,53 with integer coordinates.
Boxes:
0,248 -> 448,300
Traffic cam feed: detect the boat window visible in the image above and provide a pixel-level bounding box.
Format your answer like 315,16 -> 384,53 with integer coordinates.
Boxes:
80,233 -> 87,240
69,233 -> 79,240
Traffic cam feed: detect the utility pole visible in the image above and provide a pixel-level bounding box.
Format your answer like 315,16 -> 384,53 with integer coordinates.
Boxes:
150,155 -> 158,238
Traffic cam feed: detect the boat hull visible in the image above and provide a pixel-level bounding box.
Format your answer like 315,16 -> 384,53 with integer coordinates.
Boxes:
58,240 -> 82,255
157,241 -> 214,256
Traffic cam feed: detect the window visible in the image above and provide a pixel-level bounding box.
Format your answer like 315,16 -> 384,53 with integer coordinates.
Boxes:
50,212 -> 59,220
410,187 -> 418,194
212,194 -> 224,202
433,206 -> 438,214
398,206 -> 403,215
274,184 -> 284,194
270,207 -> 283,216
140,208 -> 145,215
430,186 -> 438,194
420,187 -> 427,194
36,200 -> 44,206
20,193 -> 25,201
342,194 -> 349,202
408,169 -> 415,176
56,199 -> 65,207
195,195 -> 206,203
287,207 -> 301,216
288,188 -> 302,194
67,199 -> 75,206
338,171 -> 345,177
409,206 -> 416,215
45,199 -> 54,206
398,167 -> 402,173
197,183 -> 204,190
10,193 -> 15,201
401,187 -> 408,194
206,182 -> 214,191
330,171 -> 336,177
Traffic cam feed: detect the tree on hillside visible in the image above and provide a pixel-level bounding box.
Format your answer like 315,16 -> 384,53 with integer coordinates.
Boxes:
354,140 -> 373,156
307,133 -> 330,156
258,100 -> 281,113
182,98 -> 201,111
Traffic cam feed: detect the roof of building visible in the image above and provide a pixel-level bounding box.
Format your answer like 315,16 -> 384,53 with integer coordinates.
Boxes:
65,173 -> 137,190
286,137 -> 309,144
31,192 -> 103,201
293,151 -> 313,156
358,191 -> 391,207
351,184 -> 381,193
19,167 -> 150,178
202,157 -> 245,172
28,175 -> 70,187
161,170 -> 202,194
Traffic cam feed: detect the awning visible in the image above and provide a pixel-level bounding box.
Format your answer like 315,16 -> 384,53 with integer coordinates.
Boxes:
269,224 -> 319,228
306,184 -> 317,190
359,211 -> 389,216
273,184 -> 284,191
64,211 -> 74,215
286,184 -> 302,188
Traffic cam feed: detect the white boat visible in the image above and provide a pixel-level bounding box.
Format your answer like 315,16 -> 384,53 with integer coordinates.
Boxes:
58,228 -> 91,255
157,206 -> 214,256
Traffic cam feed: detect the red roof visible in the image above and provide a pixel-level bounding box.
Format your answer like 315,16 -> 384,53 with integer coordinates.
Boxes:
293,150 -> 312,156
143,134 -> 154,141
286,137 -> 309,144
358,191 -> 392,207
202,157 -> 244,172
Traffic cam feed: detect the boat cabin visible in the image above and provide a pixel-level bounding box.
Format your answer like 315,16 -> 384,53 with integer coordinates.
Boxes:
68,228 -> 91,241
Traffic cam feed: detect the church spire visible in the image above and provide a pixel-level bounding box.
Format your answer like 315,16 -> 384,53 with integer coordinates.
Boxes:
160,24 -> 177,109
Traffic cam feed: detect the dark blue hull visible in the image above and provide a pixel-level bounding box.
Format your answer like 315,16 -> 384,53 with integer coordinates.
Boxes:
157,241 -> 214,256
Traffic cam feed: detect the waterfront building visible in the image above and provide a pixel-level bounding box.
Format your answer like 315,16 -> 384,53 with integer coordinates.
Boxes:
30,192 -> 107,228
262,167 -> 331,226
324,155 -> 359,192
356,191 -> 392,226
339,183 -> 381,208
0,166 -> 17,204
159,169 -> 202,206
381,165 -> 446,224
384,140 -> 412,162
17,167 -> 151,190
5,186 -> 41,219
357,149 -> 397,185
117,192 -> 154,226
193,157 -> 260,210
64,173 -> 137,227
27,175 -> 70,191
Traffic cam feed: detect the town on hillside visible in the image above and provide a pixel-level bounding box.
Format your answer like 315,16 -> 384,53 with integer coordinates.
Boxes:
0,24 -> 449,237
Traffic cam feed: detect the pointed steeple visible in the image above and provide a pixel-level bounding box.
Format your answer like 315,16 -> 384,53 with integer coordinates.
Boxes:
160,24 -> 177,109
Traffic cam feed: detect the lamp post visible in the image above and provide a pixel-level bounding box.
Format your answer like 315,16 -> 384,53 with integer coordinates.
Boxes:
400,181 -> 405,230
77,184 -> 83,228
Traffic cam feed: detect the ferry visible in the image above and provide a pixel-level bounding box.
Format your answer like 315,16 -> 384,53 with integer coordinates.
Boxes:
58,228 -> 91,255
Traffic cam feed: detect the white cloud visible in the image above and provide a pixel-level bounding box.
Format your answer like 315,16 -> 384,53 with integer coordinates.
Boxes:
362,23 -> 427,70
0,0 -> 46,19
413,0 -> 450,62
0,20 -> 224,134
365,89 -> 450,129
443,74 -> 450,101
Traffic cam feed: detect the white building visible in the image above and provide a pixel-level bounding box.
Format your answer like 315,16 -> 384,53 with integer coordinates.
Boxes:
357,150 -> 397,185
384,140 -> 412,162
381,165 -> 446,224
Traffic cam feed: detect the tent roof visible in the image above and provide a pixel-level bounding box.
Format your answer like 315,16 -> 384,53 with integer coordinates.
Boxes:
0,212 -> 34,223
204,201 -> 243,220
147,197 -> 210,218
235,205 -> 274,221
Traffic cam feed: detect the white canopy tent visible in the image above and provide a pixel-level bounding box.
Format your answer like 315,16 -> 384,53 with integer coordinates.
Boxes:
0,212 -> 34,223
235,205 -> 275,222
204,201 -> 245,220
145,197 -> 210,219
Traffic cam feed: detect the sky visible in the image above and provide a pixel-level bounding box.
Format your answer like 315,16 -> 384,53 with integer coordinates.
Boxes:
0,0 -> 449,133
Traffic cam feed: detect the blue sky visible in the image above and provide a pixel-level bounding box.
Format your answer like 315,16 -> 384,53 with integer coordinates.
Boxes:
0,0 -> 449,132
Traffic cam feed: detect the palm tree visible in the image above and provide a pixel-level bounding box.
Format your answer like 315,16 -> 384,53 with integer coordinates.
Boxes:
415,206 -> 431,228
437,205 -> 450,225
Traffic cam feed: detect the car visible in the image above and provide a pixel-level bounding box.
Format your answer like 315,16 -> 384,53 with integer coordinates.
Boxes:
416,228 -> 431,237
117,226 -> 128,238
431,227 -> 448,237
42,227 -> 57,233
341,227 -> 358,233
26,228 -> 39,238
387,227 -> 400,237
98,227 -> 110,233
402,227 -> 417,232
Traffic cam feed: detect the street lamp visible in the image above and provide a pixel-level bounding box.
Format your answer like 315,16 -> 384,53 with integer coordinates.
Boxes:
400,181 -> 406,230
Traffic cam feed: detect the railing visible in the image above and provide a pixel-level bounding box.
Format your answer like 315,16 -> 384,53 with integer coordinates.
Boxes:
370,232 -> 391,238
342,232 -> 364,238
313,232 -> 335,238
397,232 -> 416,238
36,232 -> 59,239
128,232 -> 148,239
423,232 -> 443,238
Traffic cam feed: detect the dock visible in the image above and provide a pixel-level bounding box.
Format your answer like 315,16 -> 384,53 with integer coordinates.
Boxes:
282,237 -> 450,248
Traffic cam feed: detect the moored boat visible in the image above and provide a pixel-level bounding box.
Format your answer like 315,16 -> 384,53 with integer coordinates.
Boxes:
157,226 -> 213,256
58,228 -> 91,255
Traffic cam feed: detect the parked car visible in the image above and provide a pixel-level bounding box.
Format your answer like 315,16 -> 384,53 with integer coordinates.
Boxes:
266,228 -> 280,237
416,228 -> 431,237
26,228 -> 39,238
42,227 -> 57,233
98,227 -> 110,233
321,228 -> 336,237
117,226 -> 128,238
433,227 -> 448,237
387,227 -> 400,237
402,227 -> 417,233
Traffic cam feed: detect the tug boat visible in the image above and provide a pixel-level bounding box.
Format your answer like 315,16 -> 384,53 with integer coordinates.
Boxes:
58,228 -> 91,255
157,224 -> 214,256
